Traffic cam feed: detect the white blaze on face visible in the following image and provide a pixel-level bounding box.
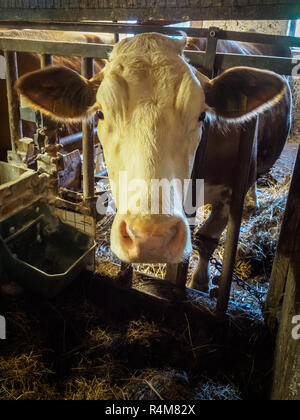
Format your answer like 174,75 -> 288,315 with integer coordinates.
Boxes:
96,34 -> 207,263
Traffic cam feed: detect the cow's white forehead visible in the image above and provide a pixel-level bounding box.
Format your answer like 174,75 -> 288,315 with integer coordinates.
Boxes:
96,33 -> 205,120
109,32 -> 187,60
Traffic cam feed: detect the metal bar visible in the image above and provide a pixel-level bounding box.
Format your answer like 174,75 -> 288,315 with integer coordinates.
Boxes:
0,38 -> 113,59
4,50 -> 22,153
39,53 -> 54,138
114,32 -> 120,43
211,26 -> 300,48
0,38 -> 298,77
202,27 -> 218,78
216,118 -> 259,316
81,57 -> 95,211
60,127 -> 97,147
113,21 -> 120,44
214,53 -> 298,75
1,22 -> 300,48
40,53 -> 53,68
0,22 -> 209,37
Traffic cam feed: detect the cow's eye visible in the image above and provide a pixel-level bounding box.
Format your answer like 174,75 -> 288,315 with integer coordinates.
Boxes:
199,112 -> 206,122
96,110 -> 104,120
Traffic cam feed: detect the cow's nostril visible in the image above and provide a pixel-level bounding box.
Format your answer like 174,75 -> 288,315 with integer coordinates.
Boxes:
120,221 -> 135,249
167,220 -> 187,256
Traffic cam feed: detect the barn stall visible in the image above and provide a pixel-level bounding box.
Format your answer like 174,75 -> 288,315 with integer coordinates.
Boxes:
0,1 -> 299,401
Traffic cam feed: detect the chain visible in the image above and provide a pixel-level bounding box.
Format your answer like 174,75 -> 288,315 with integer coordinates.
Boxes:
192,228 -> 267,305
209,257 -> 267,306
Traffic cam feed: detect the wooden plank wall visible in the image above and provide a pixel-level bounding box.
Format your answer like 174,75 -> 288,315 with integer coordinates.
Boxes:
0,1 -> 299,22
266,147 -> 300,400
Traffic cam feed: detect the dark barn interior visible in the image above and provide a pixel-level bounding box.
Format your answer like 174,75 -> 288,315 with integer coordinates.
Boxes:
0,1 -> 299,402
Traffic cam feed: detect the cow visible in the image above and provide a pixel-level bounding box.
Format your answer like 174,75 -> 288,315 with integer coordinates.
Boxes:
0,29 -> 112,75
183,35 -> 292,290
15,32 -> 292,293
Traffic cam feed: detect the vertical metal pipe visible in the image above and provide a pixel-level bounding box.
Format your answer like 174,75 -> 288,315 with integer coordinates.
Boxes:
40,54 -> 53,68
114,32 -> 120,43
113,20 -> 119,43
165,122 -> 211,293
4,51 -> 22,153
81,57 -> 95,210
203,27 -> 218,78
216,118 -> 259,315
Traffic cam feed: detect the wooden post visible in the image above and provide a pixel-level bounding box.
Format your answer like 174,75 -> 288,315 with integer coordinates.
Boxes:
265,143 -> 300,398
265,145 -> 300,328
270,222 -> 300,400
216,118 -> 259,315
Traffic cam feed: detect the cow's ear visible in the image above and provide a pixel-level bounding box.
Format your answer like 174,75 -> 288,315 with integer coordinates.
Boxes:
203,67 -> 286,120
15,65 -> 103,120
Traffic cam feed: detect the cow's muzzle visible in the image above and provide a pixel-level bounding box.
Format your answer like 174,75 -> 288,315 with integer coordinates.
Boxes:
115,215 -> 188,263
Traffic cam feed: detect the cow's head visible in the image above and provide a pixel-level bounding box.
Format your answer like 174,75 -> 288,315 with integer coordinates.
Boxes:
16,33 -> 286,263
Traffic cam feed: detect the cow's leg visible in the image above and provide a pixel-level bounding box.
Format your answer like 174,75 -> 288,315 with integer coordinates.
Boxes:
190,201 -> 229,292
244,129 -> 258,214
244,182 -> 259,213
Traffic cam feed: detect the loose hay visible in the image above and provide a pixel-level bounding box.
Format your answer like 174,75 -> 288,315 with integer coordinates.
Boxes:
0,275 -> 272,400
127,318 -> 164,347
123,369 -> 192,400
195,379 -> 241,400
0,144 -> 296,401
0,351 -> 57,400
65,377 -> 124,400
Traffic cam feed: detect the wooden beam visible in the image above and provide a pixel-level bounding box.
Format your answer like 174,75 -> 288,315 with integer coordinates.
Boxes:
85,269 -> 266,337
0,1 -> 299,22
270,223 -> 300,400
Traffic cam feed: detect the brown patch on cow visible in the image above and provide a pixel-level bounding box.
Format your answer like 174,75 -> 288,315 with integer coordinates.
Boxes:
203,67 -> 286,119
